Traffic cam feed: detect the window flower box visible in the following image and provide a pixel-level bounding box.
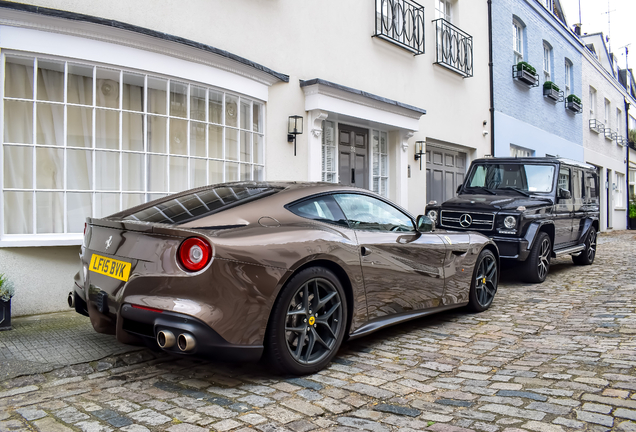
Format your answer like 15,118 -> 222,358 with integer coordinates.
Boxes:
543,81 -> 563,102
512,62 -> 539,87
565,94 -> 582,114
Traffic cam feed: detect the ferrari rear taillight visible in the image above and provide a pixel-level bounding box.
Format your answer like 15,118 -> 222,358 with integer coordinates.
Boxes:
178,237 -> 212,272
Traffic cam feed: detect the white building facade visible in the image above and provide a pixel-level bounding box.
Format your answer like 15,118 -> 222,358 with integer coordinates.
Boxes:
580,33 -> 635,231
0,0 -> 492,316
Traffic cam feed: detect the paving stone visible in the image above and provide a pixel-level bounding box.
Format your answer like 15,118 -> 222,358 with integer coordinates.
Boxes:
552,417 -> 585,429
75,420 -> 113,432
314,397 -> 352,414
581,402 -> 612,414
524,402 -> 571,415
373,403 -> 420,417
33,417 -> 74,432
343,383 -> 394,399
15,407 -> 47,420
615,408 -> 636,421
128,409 -> 171,426
119,425 -> 150,432
520,421 -> 565,432
426,423 -> 475,432
281,399 -> 324,416
166,424 -> 209,432
616,420 -> 636,431
336,416 -> 390,432
54,406 -> 90,423
575,410 -> 614,427
479,404 -> 545,420
495,390 -> 547,401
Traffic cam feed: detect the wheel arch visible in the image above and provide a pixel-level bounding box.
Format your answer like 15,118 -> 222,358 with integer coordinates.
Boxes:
264,258 -> 355,342
481,243 -> 500,283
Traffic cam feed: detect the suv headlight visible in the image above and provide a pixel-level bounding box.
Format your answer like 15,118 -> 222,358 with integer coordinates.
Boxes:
427,210 -> 438,222
503,215 -> 516,229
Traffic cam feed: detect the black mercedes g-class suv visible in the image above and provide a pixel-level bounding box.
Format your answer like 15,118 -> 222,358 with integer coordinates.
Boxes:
425,157 -> 599,283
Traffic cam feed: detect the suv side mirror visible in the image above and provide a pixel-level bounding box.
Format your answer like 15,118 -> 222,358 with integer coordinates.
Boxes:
416,215 -> 435,232
558,188 -> 572,200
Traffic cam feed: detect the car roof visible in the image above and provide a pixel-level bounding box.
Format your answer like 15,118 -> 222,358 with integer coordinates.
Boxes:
471,157 -> 597,171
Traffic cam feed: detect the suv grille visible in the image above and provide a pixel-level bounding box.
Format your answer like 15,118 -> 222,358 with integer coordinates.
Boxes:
440,210 -> 494,231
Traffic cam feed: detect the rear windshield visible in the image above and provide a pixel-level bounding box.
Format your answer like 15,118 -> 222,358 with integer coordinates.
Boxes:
120,185 -> 281,224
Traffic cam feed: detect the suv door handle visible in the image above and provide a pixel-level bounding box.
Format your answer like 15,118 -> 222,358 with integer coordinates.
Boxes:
361,246 -> 372,256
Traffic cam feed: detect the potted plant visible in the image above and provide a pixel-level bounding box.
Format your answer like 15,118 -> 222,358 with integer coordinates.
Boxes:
566,94 -> 582,113
513,61 -> 539,86
629,129 -> 636,146
629,196 -> 636,230
543,81 -> 561,101
0,273 -> 15,331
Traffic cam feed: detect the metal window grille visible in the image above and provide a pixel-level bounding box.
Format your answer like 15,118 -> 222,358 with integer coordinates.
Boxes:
375,0 -> 425,55
433,19 -> 473,78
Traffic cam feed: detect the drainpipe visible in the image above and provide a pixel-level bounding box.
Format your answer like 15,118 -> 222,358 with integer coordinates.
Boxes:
488,0 -> 495,156
626,98 -> 631,229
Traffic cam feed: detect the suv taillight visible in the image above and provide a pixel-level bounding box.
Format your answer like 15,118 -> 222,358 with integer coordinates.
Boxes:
178,237 -> 212,272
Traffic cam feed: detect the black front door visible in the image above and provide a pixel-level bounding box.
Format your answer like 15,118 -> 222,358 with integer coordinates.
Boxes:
338,125 -> 368,189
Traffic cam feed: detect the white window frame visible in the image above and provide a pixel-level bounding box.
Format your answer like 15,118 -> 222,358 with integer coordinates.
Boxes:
616,108 -> 623,137
435,0 -> 452,21
321,120 -> 337,183
604,98 -> 611,127
1,52 -> 266,247
543,43 -> 551,82
564,61 -> 572,95
615,172 -> 625,209
371,130 -> 389,197
513,20 -> 524,64
589,86 -> 597,117
510,144 -> 534,158
629,169 -> 636,200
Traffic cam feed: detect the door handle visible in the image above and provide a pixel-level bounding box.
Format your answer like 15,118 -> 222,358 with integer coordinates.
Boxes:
351,168 -> 356,184
361,246 -> 372,256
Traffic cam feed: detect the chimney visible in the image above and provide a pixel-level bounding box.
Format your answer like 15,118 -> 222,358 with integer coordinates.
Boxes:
573,23 -> 582,36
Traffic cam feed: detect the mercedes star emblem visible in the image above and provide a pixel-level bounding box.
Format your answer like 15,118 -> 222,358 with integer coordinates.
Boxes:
459,214 -> 472,227
105,235 -> 113,249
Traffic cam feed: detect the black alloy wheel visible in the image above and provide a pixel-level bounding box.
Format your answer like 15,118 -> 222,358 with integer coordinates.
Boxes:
573,227 -> 597,265
468,249 -> 498,312
523,232 -> 552,283
266,267 -> 347,375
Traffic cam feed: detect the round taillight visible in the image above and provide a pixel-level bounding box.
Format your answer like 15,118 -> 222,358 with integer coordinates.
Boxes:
178,237 -> 212,272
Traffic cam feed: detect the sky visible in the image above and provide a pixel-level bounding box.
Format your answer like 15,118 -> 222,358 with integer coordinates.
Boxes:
560,0 -> 635,69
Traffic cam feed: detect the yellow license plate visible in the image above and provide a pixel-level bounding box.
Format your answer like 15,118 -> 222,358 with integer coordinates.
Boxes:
89,254 -> 132,282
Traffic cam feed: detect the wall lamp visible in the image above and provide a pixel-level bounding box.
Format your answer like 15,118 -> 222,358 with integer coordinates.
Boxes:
287,115 -> 304,156
414,141 -> 425,170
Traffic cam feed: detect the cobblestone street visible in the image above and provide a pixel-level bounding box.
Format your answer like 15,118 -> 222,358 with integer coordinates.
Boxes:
1,231 -> 635,432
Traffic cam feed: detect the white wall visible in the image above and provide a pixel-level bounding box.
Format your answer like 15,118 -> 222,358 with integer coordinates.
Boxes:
0,0 -> 492,315
581,49 -> 629,230
0,246 -> 79,316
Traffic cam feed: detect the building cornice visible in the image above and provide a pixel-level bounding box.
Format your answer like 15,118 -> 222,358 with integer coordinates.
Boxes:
0,1 -> 289,86
300,78 -> 426,120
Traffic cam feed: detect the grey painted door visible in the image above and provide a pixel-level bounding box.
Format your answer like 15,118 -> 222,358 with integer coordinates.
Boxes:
426,146 -> 467,203
338,124 -> 369,189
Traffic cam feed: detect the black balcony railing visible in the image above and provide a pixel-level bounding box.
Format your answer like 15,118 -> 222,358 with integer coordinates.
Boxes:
374,0 -> 425,55
433,18 -> 473,78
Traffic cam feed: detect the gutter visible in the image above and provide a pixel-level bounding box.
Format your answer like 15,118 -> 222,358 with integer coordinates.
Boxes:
488,0 -> 495,156
626,98 -> 631,229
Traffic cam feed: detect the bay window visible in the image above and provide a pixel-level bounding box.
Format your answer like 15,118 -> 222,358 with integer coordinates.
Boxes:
2,53 -> 265,244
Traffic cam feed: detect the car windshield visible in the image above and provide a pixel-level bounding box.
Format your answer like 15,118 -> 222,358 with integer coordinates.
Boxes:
465,163 -> 555,193
118,185 -> 282,224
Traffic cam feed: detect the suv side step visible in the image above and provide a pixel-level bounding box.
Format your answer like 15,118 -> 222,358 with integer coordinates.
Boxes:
552,244 -> 585,257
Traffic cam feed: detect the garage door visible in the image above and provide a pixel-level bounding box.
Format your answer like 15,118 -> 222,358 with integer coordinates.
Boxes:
426,147 -> 467,203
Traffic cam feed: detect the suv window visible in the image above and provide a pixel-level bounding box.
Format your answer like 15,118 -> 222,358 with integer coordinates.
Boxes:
334,194 -> 414,232
467,164 -> 555,193
585,170 -> 599,203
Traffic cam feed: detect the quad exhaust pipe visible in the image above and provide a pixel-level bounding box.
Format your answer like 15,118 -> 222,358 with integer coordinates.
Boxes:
156,330 -> 196,352
67,292 -> 75,308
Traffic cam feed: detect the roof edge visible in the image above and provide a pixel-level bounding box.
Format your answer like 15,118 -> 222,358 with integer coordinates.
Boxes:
300,78 -> 426,115
0,0 -> 289,83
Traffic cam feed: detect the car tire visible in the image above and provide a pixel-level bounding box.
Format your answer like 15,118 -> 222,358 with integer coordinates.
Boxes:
265,266 -> 348,375
522,232 -> 552,283
468,249 -> 498,312
572,227 -> 597,265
